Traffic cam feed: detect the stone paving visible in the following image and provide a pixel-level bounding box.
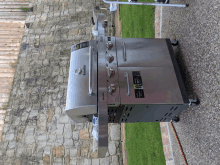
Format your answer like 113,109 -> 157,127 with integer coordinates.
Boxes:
0,0 -> 122,164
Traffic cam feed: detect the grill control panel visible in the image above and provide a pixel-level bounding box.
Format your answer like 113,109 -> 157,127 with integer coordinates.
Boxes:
132,71 -> 145,98
105,36 -> 120,106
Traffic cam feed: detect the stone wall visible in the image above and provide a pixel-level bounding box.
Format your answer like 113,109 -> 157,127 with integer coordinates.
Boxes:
0,0 -> 122,164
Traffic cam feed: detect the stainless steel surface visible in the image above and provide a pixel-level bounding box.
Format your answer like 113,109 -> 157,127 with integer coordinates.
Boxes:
93,7 -> 98,40
97,13 -> 109,158
116,38 -> 173,67
89,46 -> 93,96
124,72 -> 130,96
97,13 -> 105,36
122,41 -> 126,61
103,0 -> 187,7
118,67 -> 184,104
66,41 -> 97,122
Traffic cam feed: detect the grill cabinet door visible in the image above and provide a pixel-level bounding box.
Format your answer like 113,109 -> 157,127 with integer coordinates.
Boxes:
118,67 -> 184,105
116,38 -> 173,67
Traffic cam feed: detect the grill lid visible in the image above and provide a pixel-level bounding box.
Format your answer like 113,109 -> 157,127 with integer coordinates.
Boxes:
66,12 -> 108,158
66,41 -> 98,122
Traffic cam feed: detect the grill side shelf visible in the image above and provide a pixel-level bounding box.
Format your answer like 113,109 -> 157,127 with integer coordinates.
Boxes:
97,13 -> 108,159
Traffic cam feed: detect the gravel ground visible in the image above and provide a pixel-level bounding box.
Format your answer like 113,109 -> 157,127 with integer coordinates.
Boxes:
161,0 -> 220,165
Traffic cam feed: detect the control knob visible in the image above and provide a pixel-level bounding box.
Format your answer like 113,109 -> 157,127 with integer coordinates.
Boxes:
106,42 -> 113,50
108,84 -> 116,94
106,54 -> 114,63
102,20 -> 109,28
75,68 -> 82,75
108,68 -> 115,78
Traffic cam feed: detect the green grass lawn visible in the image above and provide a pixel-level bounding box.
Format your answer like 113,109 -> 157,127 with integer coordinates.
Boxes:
119,1 -> 166,165
125,123 -> 166,165
119,0 -> 155,38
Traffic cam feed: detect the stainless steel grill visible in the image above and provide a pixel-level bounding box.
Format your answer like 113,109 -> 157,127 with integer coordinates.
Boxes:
65,13 -> 192,158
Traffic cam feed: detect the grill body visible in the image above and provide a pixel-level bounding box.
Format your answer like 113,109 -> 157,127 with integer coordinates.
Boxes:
66,23 -> 189,123
65,13 -> 190,157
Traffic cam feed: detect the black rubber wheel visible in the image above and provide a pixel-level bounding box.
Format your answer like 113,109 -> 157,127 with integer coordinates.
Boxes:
95,6 -> 100,10
171,116 -> 180,123
191,100 -> 200,106
172,41 -> 178,46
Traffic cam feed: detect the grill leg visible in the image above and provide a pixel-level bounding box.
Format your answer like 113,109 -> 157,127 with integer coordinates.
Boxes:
170,116 -> 180,123
170,39 -> 178,46
189,98 -> 200,106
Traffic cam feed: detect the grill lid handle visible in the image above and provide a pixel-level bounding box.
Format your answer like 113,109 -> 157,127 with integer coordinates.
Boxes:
89,46 -> 93,96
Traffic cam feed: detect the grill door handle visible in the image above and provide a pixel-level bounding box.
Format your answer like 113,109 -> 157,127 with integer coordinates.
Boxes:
122,42 -> 126,61
124,72 -> 130,96
89,46 -> 93,96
